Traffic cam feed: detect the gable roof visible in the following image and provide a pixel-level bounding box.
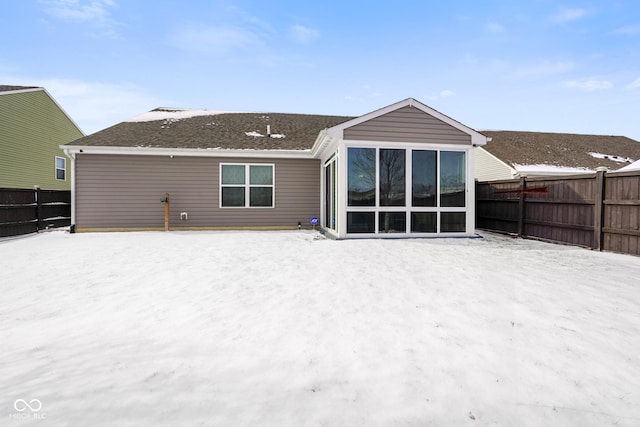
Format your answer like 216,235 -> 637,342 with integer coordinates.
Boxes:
481,130 -> 640,172
66,108 -> 353,152
324,97 -> 489,146
64,100 -> 639,170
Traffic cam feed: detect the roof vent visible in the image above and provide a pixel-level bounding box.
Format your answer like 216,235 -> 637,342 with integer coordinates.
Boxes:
267,124 -> 271,137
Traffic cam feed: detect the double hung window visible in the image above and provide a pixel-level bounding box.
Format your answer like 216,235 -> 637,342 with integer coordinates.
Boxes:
220,164 -> 274,208
55,156 -> 66,181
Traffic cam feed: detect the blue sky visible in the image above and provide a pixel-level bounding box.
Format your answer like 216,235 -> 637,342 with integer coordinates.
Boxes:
2,1 -> 639,139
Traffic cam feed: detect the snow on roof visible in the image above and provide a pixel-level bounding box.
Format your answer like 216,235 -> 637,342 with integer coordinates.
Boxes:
514,164 -> 593,175
245,131 -> 286,138
588,152 -> 635,164
618,159 -> 640,171
126,108 -> 242,123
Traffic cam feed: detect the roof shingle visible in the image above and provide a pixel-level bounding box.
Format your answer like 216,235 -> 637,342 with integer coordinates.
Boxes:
69,110 -> 353,151
481,130 -> 640,170
67,106 -> 640,171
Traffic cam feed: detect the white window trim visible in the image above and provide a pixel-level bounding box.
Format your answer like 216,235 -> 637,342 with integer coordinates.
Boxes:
219,163 -> 275,208
55,156 -> 66,181
344,145 -> 470,236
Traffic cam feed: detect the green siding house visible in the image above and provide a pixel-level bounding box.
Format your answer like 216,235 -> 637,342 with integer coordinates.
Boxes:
0,85 -> 84,190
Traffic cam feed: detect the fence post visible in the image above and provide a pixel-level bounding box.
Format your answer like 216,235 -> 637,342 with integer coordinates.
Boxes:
517,176 -> 526,237
35,187 -> 43,231
593,169 -> 606,251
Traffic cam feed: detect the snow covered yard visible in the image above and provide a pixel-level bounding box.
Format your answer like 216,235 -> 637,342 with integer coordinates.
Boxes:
2,230 -> 640,427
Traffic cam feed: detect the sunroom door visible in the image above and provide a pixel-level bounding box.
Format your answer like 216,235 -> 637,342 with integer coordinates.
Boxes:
324,158 -> 338,231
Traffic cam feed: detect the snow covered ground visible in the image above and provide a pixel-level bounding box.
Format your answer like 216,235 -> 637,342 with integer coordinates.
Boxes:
2,230 -> 640,426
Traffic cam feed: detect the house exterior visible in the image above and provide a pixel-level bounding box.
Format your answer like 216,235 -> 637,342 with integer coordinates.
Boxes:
62,98 -> 488,238
474,147 -> 518,181
0,85 -> 84,190
617,158 -> 640,172
476,130 -> 640,180
313,99 -> 487,238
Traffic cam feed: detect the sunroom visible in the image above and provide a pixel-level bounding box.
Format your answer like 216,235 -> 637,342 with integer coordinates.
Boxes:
312,98 -> 489,239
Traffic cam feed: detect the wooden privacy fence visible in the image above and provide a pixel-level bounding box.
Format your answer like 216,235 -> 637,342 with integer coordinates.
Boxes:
476,169 -> 640,256
0,188 -> 71,238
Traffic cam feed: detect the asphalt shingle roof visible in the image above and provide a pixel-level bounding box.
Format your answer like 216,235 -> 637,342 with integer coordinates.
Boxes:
0,85 -> 41,93
66,106 -> 640,171
69,110 -> 354,151
481,130 -> 640,170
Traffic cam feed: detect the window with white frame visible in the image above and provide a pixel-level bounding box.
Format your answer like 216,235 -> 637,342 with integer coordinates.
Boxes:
220,163 -> 274,208
55,156 -> 66,181
346,147 -> 467,234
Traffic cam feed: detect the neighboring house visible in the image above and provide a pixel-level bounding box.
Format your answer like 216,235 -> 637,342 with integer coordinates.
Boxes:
0,85 -> 84,190
476,130 -> 640,180
475,146 -> 518,181
62,98 -> 489,238
617,158 -> 640,172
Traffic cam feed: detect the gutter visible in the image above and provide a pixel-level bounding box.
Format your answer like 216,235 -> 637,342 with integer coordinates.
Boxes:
62,145 -> 316,159
61,147 -> 76,230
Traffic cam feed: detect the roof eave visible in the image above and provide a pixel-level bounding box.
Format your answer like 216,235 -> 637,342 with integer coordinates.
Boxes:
0,86 -> 43,96
61,145 -> 315,159
310,130 -> 336,158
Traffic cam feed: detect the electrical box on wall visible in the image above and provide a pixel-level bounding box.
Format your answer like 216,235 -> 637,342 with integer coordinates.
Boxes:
180,212 -> 188,220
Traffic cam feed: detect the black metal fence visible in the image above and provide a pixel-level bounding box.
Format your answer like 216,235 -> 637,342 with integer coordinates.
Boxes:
0,188 -> 71,237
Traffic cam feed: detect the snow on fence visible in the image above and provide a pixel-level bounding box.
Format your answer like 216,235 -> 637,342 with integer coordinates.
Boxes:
0,188 -> 71,237
476,169 -> 640,256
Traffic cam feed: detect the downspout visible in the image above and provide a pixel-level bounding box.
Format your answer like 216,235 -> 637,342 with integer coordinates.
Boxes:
62,148 -> 76,232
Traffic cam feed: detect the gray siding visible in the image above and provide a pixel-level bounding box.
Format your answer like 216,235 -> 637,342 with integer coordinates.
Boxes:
76,154 -> 320,230
343,106 -> 471,145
